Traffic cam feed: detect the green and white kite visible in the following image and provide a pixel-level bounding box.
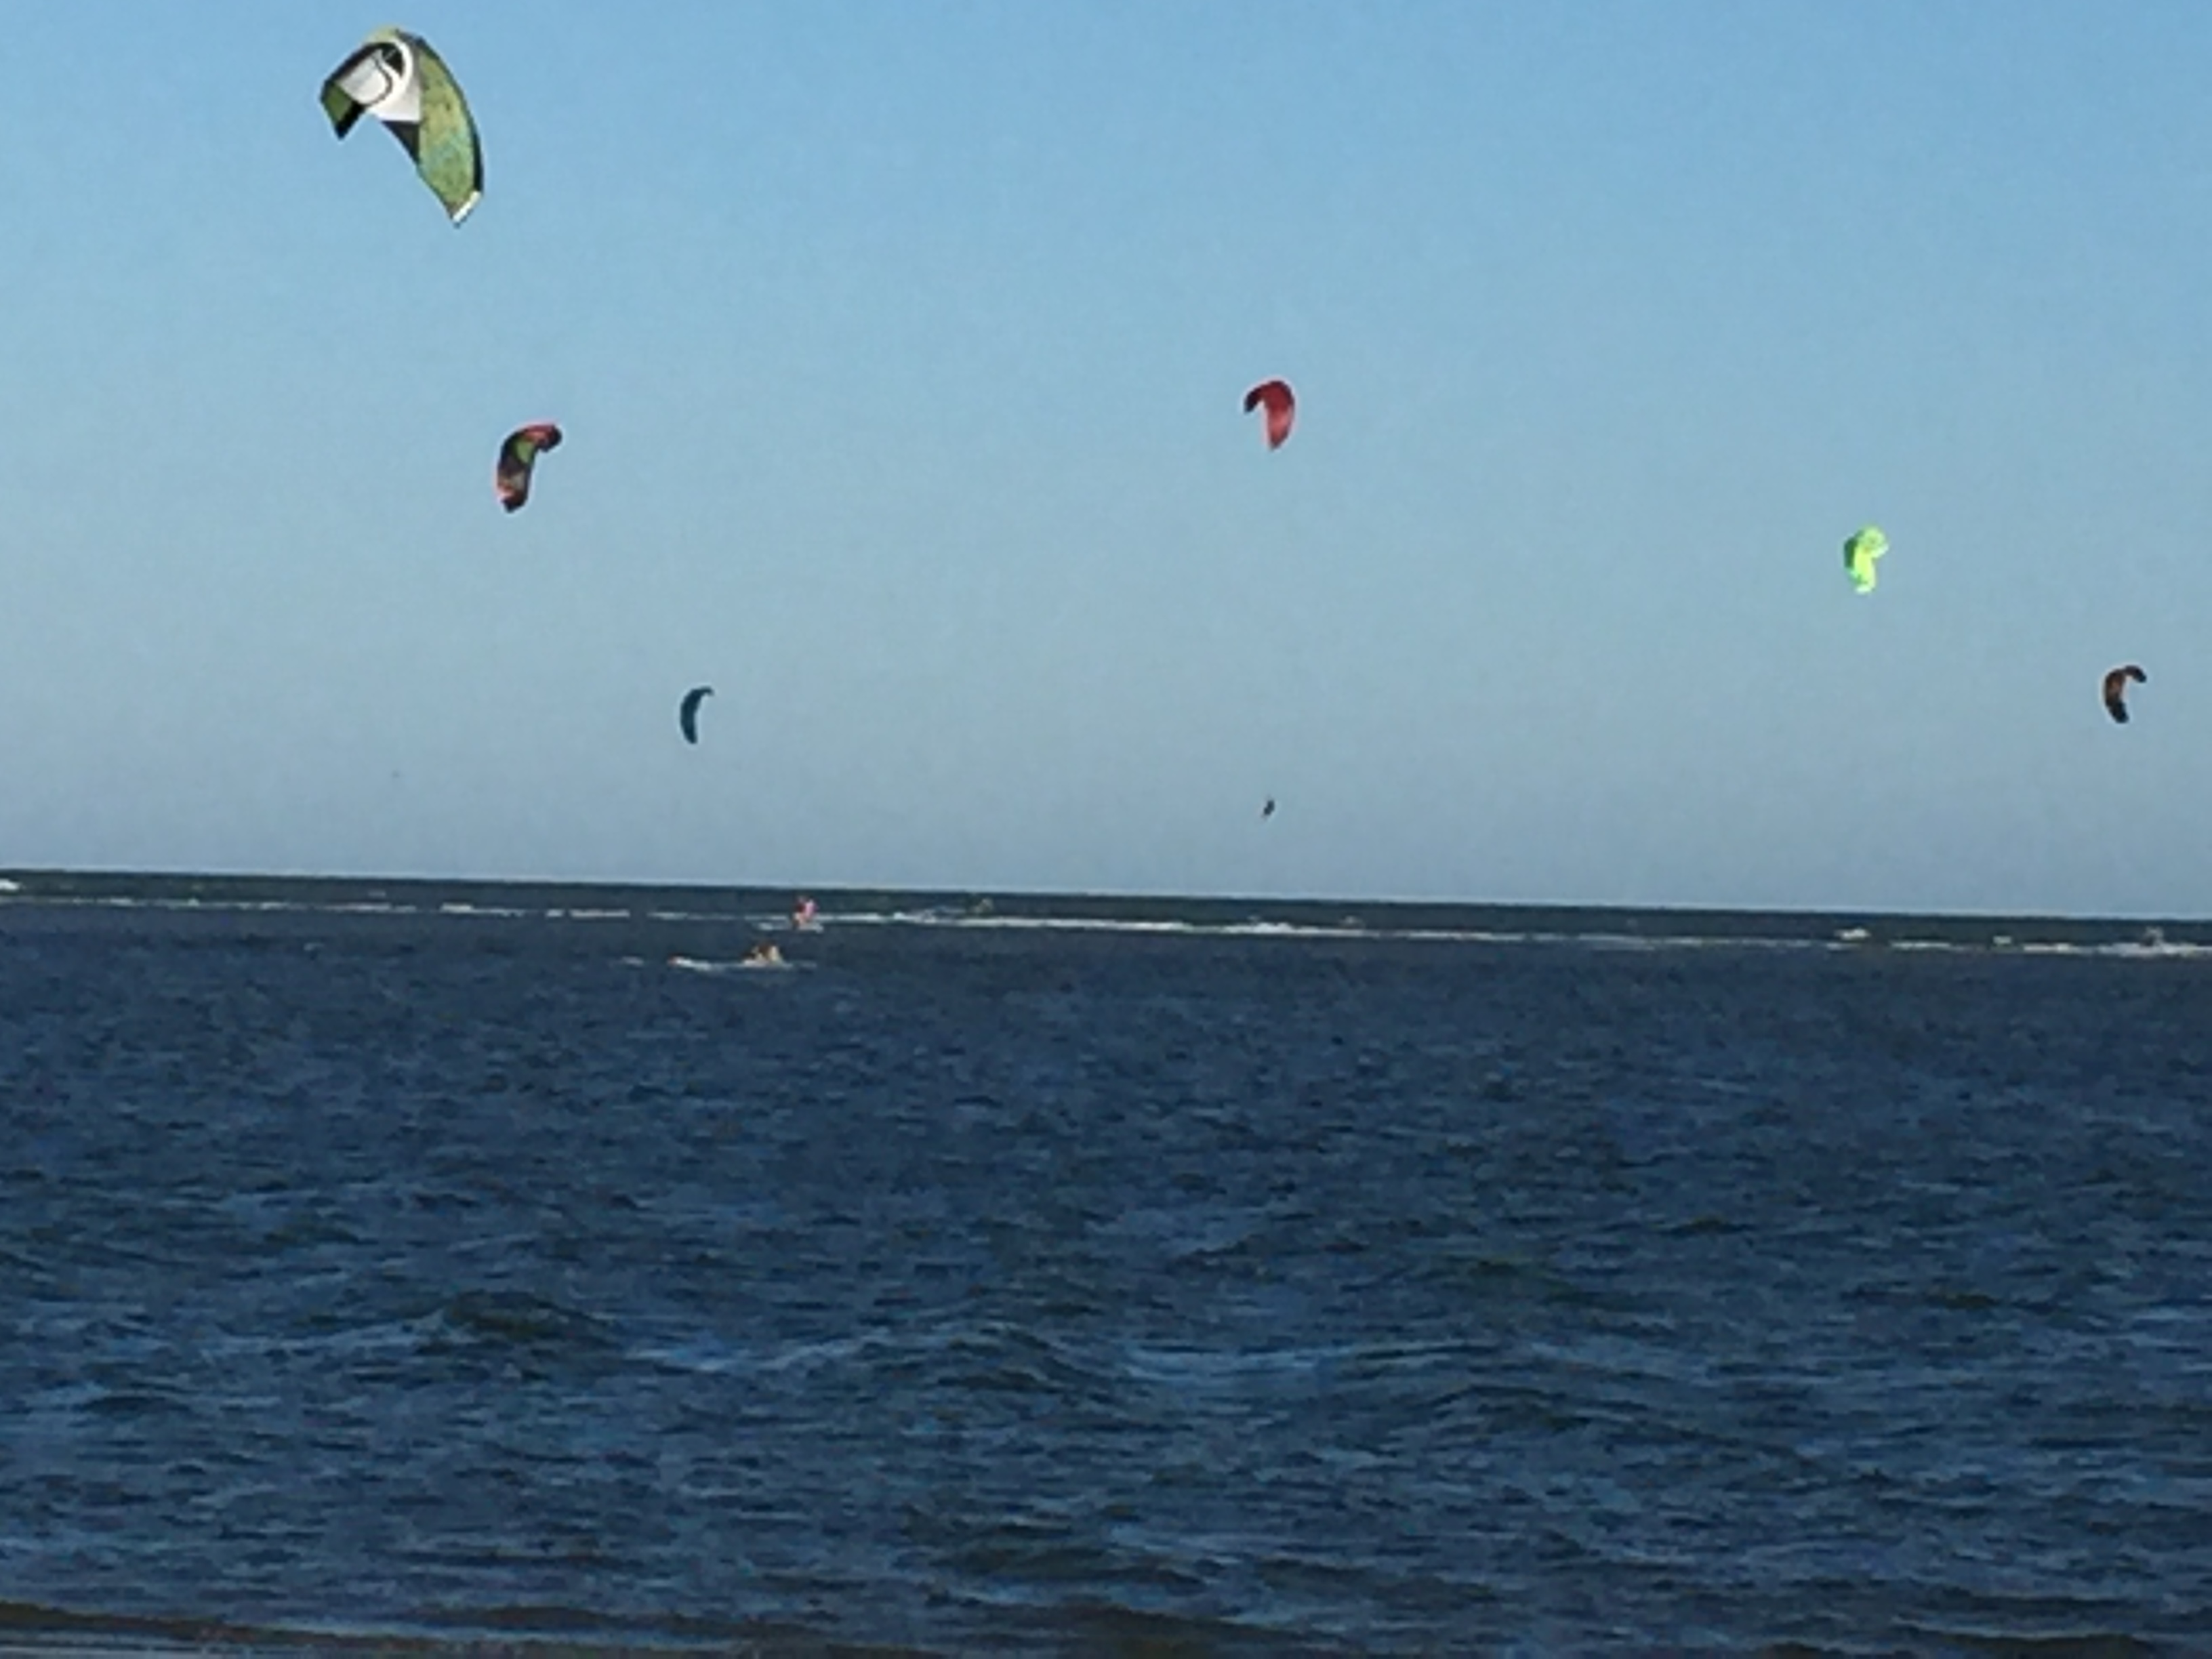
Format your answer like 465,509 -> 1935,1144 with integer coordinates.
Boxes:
321,29 -> 483,224
1842,525 -> 1888,594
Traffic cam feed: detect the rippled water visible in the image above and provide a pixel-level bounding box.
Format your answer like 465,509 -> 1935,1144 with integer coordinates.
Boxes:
2,879 -> 2209,1654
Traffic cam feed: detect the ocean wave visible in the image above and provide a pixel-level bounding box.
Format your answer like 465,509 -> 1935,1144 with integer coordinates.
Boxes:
636,1318 -> 1120,1401
0,1597 -> 938,1654
812,907 -> 2212,959
2017,938 -> 2212,960
3,875 -> 2205,960
429,1290 -> 617,1355
666,953 -> 802,975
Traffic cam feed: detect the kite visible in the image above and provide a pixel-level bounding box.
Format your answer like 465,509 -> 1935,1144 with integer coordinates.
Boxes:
679,686 -> 714,745
1843,526 -> 1888,594
2102,664 -> 2146,724
321,29 -> 485,224
495,424 -> 562,512
1244,380 -> 1296,450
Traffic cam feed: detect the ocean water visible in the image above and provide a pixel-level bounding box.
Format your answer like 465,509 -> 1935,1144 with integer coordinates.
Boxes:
1,873 -> 2209,1656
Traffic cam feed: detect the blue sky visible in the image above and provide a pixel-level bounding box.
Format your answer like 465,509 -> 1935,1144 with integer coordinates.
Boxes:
3,2 -> 2209,914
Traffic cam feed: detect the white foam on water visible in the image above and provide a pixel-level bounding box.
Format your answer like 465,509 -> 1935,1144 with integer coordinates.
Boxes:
667,953 -> 800,975
0,882 -> 2203,962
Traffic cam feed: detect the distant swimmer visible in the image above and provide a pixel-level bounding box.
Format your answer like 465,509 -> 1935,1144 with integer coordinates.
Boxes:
1261,797 -> 1276,819
1842,525 -> 1888,594
1243,379 -> 1296,450
2102,663 -> 2147,724
792,895 -> 820,930
741,940 -> 785,967
678,685 -> 714,744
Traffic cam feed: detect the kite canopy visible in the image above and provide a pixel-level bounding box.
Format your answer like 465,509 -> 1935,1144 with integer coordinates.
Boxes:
321,28 -> 484,224
2102,663 -> 2147,724
495,423 -> 562,512
1842,526 -> 1888,594
678,686 -> 714,745
1244,380 -> 1296,449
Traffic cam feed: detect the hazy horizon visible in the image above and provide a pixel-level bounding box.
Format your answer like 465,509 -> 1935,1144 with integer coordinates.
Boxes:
6,861 -> 2210,928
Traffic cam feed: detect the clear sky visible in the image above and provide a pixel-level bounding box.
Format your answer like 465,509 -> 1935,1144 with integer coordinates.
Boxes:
3,2 -> 2209,914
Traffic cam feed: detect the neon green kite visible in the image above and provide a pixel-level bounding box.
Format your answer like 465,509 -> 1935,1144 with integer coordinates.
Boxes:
1842,525 -> 1888,594
321,29 -> 484,224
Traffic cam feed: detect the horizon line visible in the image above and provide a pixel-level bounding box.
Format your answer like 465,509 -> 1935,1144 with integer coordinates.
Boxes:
1,865 -> 2203,929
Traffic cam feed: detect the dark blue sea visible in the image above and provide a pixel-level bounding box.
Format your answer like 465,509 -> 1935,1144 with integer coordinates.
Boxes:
3,872 -> 2209,1656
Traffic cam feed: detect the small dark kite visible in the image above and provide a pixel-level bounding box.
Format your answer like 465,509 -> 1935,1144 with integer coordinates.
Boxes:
2102,664 -> 2147,724
679,685 -> 714,744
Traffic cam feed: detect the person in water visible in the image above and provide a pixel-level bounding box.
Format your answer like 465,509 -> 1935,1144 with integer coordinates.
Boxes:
743,941 -> 784,966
